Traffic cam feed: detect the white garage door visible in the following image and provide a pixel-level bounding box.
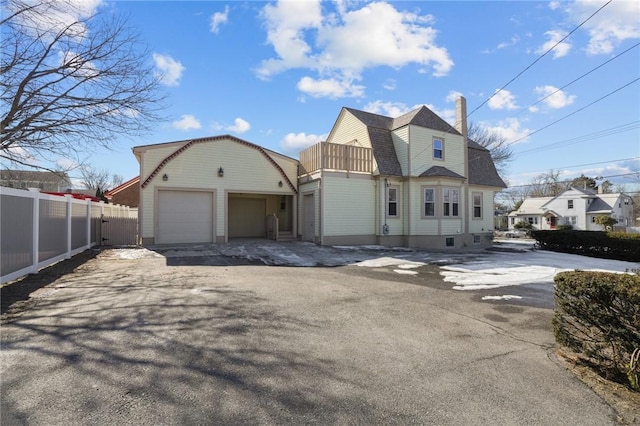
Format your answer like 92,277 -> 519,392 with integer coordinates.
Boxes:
157,190 -> 213,244
228,198 -> 266,238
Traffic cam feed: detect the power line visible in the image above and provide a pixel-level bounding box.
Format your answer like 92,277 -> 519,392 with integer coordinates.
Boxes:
467,0 -> 613,118
515,157 -> 640,174
513,42 -> 640,117
507,78 -> 640,145
513,121 -> 640,155
503,172 -> 638,190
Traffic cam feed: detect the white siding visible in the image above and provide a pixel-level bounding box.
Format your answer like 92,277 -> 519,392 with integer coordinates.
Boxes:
322,175 -> 375,237
299,180 -> 320,239
408,126 -> 465,177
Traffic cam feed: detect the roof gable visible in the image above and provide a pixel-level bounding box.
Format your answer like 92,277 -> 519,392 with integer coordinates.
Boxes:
419,166 -> 465,179
392,106 -> 461,136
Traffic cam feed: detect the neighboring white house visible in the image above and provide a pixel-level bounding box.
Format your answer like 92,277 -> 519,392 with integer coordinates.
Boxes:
508,187 -> 634,231
133,97 -> 506,249
298,97 -> 506,249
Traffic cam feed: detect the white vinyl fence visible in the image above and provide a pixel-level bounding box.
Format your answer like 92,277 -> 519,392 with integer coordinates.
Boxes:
1,187 -> 137,284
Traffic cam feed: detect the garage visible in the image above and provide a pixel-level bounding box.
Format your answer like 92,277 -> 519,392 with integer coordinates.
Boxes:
157,190 -> 214,244
228,197 -> 266,238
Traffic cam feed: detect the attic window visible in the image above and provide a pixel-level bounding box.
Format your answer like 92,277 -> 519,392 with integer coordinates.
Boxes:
567,200 -> 574,209
433,138 -> 443,159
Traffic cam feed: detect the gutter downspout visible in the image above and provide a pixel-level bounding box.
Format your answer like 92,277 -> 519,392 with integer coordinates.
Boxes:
456,96 -> 469,245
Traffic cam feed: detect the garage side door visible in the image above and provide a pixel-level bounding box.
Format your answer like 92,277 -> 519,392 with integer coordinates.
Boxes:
228,198 -> 266,238
157,190 -> 213,244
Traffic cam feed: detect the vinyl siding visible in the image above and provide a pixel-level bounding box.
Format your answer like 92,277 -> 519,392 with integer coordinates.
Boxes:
322,175 -> 375,237
468,188 -> 496,233
299,180 -> 320,239
409,126 -> 465,177
327,111 -> 371,148
139,138 -> 297,240
392,127 -> 409,176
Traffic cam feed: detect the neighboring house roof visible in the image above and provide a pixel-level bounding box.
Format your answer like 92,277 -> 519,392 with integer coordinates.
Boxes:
341,105 -> 505,188
586,197 -> 614,214
105,175 -> 140,196
1,169 -> 70,186
419,166 -> 465,179
509,197 -> 553,216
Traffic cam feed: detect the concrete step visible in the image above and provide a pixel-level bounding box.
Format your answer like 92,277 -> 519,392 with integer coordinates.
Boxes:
277,231 -> 297,242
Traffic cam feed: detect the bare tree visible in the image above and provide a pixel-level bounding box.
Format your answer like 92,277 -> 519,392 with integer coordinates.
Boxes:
1,0 -> 166,170
528,169 -> 566,197
468,121 -> 513,178
80,166 -> 122,191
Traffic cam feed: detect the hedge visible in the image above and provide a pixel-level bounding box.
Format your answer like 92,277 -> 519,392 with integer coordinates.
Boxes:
530,230 -> 640,262
553,271 -> 640,390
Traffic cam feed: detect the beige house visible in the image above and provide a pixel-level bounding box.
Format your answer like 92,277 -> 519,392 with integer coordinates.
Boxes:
298,97 -> 506,249
133,135 -> 298,244
134,97 -> 505,249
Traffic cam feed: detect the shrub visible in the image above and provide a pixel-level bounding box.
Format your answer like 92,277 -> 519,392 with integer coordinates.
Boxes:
555,224 -> 573,231
553,271 -> 640,390
514,221 -> 533,230
530,230 -> 640,262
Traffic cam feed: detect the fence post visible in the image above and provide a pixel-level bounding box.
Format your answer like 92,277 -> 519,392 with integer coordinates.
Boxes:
28,188 -> 40,274
65,194 -> 72,259
86,199 -> 92,249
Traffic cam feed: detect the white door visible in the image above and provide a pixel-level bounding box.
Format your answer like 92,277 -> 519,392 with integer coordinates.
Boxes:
157,190 -> 213,244
303,194 -> 315,242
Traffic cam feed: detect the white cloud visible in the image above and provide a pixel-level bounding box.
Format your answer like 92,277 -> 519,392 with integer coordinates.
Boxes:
257,1 -> 453,98
6,0 -> 102,40
364,101 -> 413,117
565,0 -> 640,55
172,114 -> 201,130
536,30 -> 572,58
383,79 -> 397,91
227,118 -> 250,134
210,6 -> 229,34
534,85 -> 576,109
56,158 -> 78,170
297,76 -> 365,99
446,90 -> 463,103
280,132 -> 327,152
488,89 -> 518,110
153,53 -> 185,86
482,118 -> 531,144
549,1 -> 561,11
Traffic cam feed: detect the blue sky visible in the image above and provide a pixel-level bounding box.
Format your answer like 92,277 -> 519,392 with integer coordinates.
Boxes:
44,1 -> 640,193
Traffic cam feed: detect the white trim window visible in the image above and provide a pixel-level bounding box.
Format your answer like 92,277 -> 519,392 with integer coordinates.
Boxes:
472,192 -> 482,219
564,216 -> 577,225
433,138 -> 444,159
423,188 -> 435,217
442,188 -> 459,217
567,199 -> 574,209
387,186 -> 398,217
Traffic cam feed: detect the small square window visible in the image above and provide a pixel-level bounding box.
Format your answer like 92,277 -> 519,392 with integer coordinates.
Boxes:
445,237 -> 455,247
473,235 -> 481,244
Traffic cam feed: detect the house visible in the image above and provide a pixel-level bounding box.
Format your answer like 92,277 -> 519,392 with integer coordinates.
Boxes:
133,135 -> 298,244
508,187 -> 634,231
133,97 -> 506,248
0,169 -> 71,192
105,176 -> 140,207
298,97 -> 506,248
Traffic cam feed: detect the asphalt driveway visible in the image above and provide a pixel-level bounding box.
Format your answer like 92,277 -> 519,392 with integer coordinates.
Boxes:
1,245 -> 619,425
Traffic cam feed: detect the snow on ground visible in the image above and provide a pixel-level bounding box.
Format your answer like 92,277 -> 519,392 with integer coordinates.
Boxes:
441,249 -> 638,291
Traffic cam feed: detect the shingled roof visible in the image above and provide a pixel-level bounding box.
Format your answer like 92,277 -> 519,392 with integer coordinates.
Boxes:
342,106 -> 506,188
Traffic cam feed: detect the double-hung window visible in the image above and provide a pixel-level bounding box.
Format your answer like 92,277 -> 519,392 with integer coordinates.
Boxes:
423,188 -> 435,217
433,139 -> 443,159
473,192 -> 482,219
567,200 -> 574,209
443,188 -> 459,217
387,187 -> 398,217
